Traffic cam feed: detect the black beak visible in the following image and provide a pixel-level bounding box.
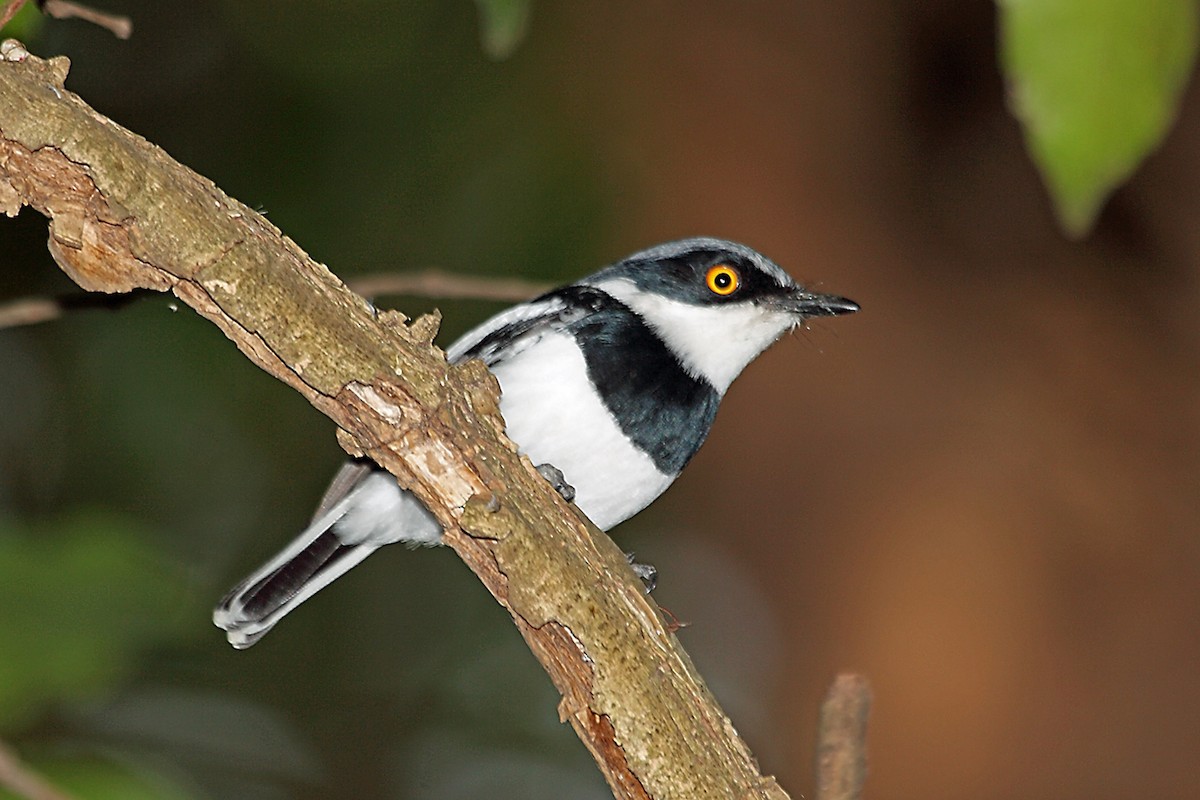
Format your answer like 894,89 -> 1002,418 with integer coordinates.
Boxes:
783,289 -> 860,317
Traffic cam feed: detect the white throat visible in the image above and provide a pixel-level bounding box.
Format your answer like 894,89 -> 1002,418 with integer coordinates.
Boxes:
591,278 -> 796,393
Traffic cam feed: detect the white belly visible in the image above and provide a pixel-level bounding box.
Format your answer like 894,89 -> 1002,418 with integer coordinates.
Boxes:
489,332 -> 673,531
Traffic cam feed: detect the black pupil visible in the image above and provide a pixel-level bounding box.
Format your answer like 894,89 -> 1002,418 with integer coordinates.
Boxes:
714,271 -> 731,289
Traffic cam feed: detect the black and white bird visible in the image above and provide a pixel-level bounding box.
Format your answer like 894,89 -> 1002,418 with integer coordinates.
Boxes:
214,237 -> 858,648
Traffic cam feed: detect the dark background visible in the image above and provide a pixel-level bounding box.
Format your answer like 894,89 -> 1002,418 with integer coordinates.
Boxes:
2,2 -> 1198,799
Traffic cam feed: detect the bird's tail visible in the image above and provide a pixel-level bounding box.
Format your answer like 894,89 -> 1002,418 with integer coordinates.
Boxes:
213,464 -> 440,649
212,506 -> 378,649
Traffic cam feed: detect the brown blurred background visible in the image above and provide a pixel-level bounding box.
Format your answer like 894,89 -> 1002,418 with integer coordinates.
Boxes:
2,2 -> 1198,799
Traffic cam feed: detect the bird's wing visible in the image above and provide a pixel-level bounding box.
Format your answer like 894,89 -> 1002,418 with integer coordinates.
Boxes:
445,287 -> 602,367
311,458 -> 374,520
312,292 -> 580,517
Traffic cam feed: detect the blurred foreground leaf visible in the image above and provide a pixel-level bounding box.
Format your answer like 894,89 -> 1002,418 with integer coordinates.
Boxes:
998,0 -> 1199,237
473,0 -> 531,59
0,514 -> 194,732
0,2 -> 44,42
0,757 -> 194,800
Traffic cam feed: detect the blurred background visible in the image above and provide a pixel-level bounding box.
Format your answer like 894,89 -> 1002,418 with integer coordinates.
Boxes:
2,1 -> 1199,798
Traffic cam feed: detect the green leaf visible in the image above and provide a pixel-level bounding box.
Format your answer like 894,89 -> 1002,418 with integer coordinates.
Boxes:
473,0 -> 532,60
0,513 -> 196,732
999,0 -> 1199,237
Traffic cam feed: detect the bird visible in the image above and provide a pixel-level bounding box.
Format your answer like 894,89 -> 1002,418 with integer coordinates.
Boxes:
213,237 -> 858,648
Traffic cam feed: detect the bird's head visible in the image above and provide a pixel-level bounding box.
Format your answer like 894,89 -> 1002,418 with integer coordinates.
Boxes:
584,237 -> 858,392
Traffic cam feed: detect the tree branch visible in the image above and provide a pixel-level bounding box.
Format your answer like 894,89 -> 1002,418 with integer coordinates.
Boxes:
0,46 -> 801,799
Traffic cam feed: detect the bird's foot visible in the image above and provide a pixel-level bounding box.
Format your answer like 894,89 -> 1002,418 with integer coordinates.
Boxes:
625,552 -> 657,594
536,463 -> 576,503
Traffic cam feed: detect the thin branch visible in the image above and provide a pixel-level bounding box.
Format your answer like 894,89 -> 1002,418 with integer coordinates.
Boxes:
0,740 -> 78,800
0,289 -> 145,328
0,269 -> 548,331
0,48 -> 796,800
815,674 -> 872,800
39,1 -> 130,39
348,269 -> 550,303
0,295 -> 62,326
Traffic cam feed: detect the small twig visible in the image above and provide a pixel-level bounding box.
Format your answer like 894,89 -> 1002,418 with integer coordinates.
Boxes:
40,0 -> 131,39
0,739 -> 78,800
0,271 -> 550,330
815,673 -> 872,800
0,290 -> 146,329
0,296 -> 68,327
347,269 -> 551,303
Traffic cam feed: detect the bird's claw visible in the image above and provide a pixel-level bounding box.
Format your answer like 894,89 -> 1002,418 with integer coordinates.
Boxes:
625,552 -> 658,594
536,463 -> 576,503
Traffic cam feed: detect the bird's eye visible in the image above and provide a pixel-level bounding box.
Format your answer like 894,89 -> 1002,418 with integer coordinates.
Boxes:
705,265 -> 740,296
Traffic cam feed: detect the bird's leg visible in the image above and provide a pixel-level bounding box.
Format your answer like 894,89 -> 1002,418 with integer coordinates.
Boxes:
625,552 -> 658,594
532,464 -> 655,592
535,462 -> 576,503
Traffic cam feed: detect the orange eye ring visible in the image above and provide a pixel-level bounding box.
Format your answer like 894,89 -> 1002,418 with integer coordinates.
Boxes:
705,265 -> 740,296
